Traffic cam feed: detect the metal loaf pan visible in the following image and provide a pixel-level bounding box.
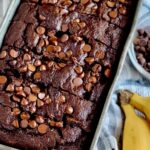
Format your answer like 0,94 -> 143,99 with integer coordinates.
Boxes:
90,0 -> 143,149
0,0 -> 142,149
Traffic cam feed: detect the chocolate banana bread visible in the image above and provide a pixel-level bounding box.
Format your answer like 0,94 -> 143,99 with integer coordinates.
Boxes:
0,0 -> 134,149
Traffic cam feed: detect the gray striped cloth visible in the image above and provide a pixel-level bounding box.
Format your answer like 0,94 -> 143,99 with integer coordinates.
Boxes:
97,2 -> 150,150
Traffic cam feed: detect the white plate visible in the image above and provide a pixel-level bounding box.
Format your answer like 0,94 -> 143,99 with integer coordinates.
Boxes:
128,13 -> 150,80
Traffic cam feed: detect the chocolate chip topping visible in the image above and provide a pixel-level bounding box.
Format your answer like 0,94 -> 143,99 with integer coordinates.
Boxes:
38,124 -> 48,134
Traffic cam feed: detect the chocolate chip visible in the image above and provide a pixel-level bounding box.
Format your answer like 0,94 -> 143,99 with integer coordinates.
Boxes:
12,120 -> 19,128
20,112 -> 30,120
42,0 -> 58,4
58,95 -> 66,103
30,107 -> 37,114
85,57 -> 95,64
13,79 -> 23,86
44,96 -> 52,104
119,0 -> 125,3
16,91 -> 26,97
60,34 -> 69,42
58,52 -> 66,59
58,63 -> 66,68
23,53 -> 31,61
66,106 -> 74,114
75,66 -> 83,74
12,108 -> 21,116
36,26 -> 46,35
54,46 -> 62,52
38,124 -> 48,134
79,22 -> 86,28
62,24 -> 68,32
12,95 -> 21,102
6,84 -> 14,92
104,68 -> 111,78
9,49 -> 19,58
20,119 -> 28,128
45,39 -> 49,46
85,83 -> 92,92
36,115 -> 45,124
66,50 -> 73,57
38,39 -> 45,48
119,6 -> 127,15
66,117 -> 79,124
38,93 -> 46,100
30,106 -> 37,114
89,76 -> 97,83
40,65 -> 47,71
28,94 -> 37,102
19,65 -> 28,73
15,86 -> 23,92
49,121 -> 63,128
0,76 -> 7,85
34,72 -> 42,80
28,120 -> 37,128
80,0 -> 89,4
137,55 -> 146,66
107,1 -> 115,7
0,50 -> 7,59
39,14 -> 46,21
28,64 -> 36,72
82,44 -> 91,52
31,86 -> 41,94
46,45 -> 54,53
92,64 -> 102,73
109,11 -> 118,19
9,60 -> 17,66
24,87 -> 31,95
21,98 -> 29,106
79,72 -> 85,78
34,60 -> 42,67
37,99 -> 44,107
47,61 -> 54,68
95,50 -> 105,60
73,77 -> 83,87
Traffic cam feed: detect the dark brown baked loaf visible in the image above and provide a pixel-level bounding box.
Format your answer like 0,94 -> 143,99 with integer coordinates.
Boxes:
0,0 -> 133,149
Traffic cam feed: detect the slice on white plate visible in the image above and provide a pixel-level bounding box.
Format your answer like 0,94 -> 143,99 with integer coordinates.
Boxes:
128,13 -> 150,81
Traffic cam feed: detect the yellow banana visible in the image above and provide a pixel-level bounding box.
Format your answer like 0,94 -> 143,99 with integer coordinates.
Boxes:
121,104 -> 150,150
130,94 -> 150,121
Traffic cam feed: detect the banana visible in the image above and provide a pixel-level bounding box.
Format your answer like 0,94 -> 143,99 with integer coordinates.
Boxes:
130,93 -> 150,121
121,103 -> 150,150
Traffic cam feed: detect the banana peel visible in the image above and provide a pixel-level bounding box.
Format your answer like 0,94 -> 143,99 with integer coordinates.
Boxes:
119,90 -> 150,150
130,93 -> 150,121
120,90 -> 150,121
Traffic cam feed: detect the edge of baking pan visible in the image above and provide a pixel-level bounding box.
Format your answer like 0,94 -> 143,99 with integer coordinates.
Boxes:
90,0 -> 143,149
0,0 -> 20,149
0,0 -> 20,47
